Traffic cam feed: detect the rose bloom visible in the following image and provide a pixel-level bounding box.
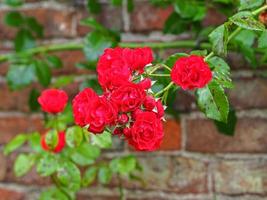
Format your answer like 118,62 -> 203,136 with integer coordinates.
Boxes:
38,89 -> 68,114
97,47 -> 132,91
72,88 -> 118,134
111,82 -> 146,112
126,111 -> 164,151
41,131 -> 66,153
122,47 -> 153,74
171,55 -> 212,90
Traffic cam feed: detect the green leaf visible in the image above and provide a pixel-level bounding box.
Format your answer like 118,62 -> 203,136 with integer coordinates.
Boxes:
39,188 -> 69,200
52,76 -> 74,88
57,161 -> 81,192
83,31 -> 113,61
197,80 -> 229,123
14,154 -> 35,177
34,60 -> 52,87
37,154 -> 58,176
66,126 -> 83,148
163,12 -> 188,34
4,0 -> 24,7
86,0 -> 101,14
239,0 -> 264,11
82,166 -> 98,187
209,24 -> 229,57
190,50 -> 208,56
258,31 -> 267,48
127,0 -> 134,12
164,52 -> 188,67
70,143 -> 100,166
4,11 -> 24,27
230,11 -> 265,31
46,55 -> 63,69
111,0 -> 122,6
7,64 -> 36,90
240,44 -> 257,67
214,107 -> 237,136
207,56 -> 233,88
14,29 -> 35,52
80,18 -> 106,31
110,155 -> 137,175
25,17 -> 43,38
233,29 -> 256,47
91,131 -> 112,148
4,134 -> 27,155
28,132 -> 42,152
98,165 -> 112,184
28,88 -> 40,111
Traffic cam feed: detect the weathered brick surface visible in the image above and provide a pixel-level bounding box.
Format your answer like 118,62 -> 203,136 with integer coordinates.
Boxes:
130,2 -> 173,32
0,187 -> 25,200
0,153 -> 7,181
214,160 -> 267,195
160,119 -> 181,150
186,117 -> 267,153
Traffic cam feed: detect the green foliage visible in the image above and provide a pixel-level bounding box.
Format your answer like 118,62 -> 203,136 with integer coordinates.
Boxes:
65,126 -> 84,148
82,166 -> 98,187
4,11 -> 24,27
209,25 -> 229,56
40,188 -> 69,200
4,134 -> 27,155
87,0 -> 101,14
34,60 -> 52,87
239,0 -> 264,11
28,88 -> 40,111
98,165 -> 112,184
197,80 -> 229,123
110,155 -> 137,176
14,153 -> 35,177
91,131 -> 112,148
37,154 -> 58,176
258,31 -> 267,48
4,0 -> 24,7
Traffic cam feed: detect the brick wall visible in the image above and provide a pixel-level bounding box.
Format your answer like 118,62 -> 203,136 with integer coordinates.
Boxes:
0,1 -> 267,200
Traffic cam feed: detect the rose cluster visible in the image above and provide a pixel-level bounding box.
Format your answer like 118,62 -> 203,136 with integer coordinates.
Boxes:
73,47 -> 164,151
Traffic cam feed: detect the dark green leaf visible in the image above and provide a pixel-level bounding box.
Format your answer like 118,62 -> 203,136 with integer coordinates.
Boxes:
14,154 -> 35,177
233,29 -> 256,47
34,60 -> 52,87
91,131 -> 112,148
98,165 -> 112,184
111,0 -> 122,6
82,167 -> 97,187
190,50 -> 208,56
79,18 -> 105,31
28,88 -> 40,111
209,24 -> 229,56
127,0 -> 134,12
4,134 -> 27,155
66,126 -> 84,148
207,56 -> 233,88
230,11 -> 265,31
240,44 -> 257,67
214,107 -> 237,136
163,12 -> 188,34
86,0 -> 101,14
239,0 -> 264,11
46,55 -> 63,68
83,31 -> 113,61
197,80 -> 229,123
4,11 -> 24,27
7,64 -> 36,90
25,17 -> 43,37
37,154 -> 58,176
14,29 -> 35,52
164,52 -> 188,67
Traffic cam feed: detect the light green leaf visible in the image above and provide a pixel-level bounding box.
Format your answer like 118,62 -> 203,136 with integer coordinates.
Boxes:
91,131 -> 112,148
66,126 -> 83,148
197,80 -> 229,123
7,64 -> 36,90
4,0 -> 24,7
258,31 -> 267,48
209,24 -> 229,56
98,165 -> 112,184
110,155 -> 137,175
37,154 -> 58,176
234,29 -> 256,47
39,188 -> 69,200
28,132 -> 41,152
207,56 -> 233,88
4,134 -> 27,155
230,11 -> 265,31
52,76 -> 74,88
82,166 -> 98,187
14,154 -> 35,177
239,0 -> 264,11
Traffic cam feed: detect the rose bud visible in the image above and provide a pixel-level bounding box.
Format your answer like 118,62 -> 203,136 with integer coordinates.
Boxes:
118,114 -> 129,124
41,130 -> 66,153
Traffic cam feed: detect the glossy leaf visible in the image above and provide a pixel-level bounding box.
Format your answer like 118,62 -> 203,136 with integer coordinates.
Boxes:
239,0 -> 264,11
209,24 -> 229,56
197,80 -> 229,123
230,11 -> 265,31
4,134 -> 27,155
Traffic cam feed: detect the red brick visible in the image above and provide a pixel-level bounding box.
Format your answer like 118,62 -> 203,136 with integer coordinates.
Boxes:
0,188 -> 25,200
214,160 -> 267,194
186,117 -> 267,153
159,119 -> 181,151
0,7 -> 76,39
0,113 -> 44,144
130,2 -> 173,32
0,153 -> 7,181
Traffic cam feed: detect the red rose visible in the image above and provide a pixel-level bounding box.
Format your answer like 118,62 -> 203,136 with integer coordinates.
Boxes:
97,48 -> 132,91
41,131 -> 66,153
143,96 -> 156,111
122,47 -> 153,74
111,82 -> 146,112
126,111 -> 164,151
171,55 -> 212,90
72,88 -> 118,134
138,78 -> 152,90
38,89 -> 68,114
118,114 -> 129,124
155,99 -> 164,119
